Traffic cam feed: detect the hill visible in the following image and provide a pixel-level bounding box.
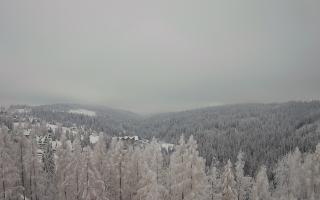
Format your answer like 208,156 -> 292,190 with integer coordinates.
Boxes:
7,101 -> 320,176
132,101 -> 320,176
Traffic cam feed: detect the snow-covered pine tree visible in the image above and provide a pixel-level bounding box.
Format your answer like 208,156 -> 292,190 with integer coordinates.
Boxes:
71,136 -> 84,200
208,166 -> 222,200
80,147 -> 107,200
144,138 -> 164,185
135,139 -> 166,200
92,133 -> 108,197
222,160 -> 237,200
303,143 -> 320,200
15,132 -> 31,200
105,139 -> 127,200
184,135 -> 208,200
287,147 -> 303,200
122,145 -> 141,200
42,140 -> 56,200
252,166 -> 271,200
26,132 -> 46,200
42,141 -> 55,179
235,151 -> 252,200
131,147 -> 144,197
56,133 -> 73,200
136,160 -> 163,200
169,134 -> 188,200
0,128 -> 19,200
311,144 -> 320,199
274,147 -> 303,200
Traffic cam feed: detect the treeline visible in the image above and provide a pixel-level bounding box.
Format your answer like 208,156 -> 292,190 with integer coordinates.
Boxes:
1,128 -> 320,200
133,101 -> 320,176
7,102 -> 320,178
29,104 -> 139,135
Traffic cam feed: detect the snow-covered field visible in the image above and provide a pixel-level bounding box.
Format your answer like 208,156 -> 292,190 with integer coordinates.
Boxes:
68,109 -> 96,116
15,108 -> 30,113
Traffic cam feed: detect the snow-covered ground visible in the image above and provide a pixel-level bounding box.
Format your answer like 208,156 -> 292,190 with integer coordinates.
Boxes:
46,123 -> 58,132
68,109 -> 96,116
118,136 -> 139,141
14,108 -> 30,114
160,143 -> 174,152
90,134 -> 99,144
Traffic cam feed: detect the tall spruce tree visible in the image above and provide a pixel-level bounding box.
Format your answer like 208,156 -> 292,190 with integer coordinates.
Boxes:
222,160 -> 237,200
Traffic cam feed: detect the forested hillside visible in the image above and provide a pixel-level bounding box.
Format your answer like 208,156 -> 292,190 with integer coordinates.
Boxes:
1,128 -> 320,200
5,101 -> 320,177
12,104 -> 140,136
133,101 -> 320,176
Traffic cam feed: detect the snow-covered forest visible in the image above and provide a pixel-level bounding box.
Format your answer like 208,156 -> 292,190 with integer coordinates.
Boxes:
15,102 -> 320,177
2,0 -> 320,198
1,102 -> 320,200
1,127 -> 320,200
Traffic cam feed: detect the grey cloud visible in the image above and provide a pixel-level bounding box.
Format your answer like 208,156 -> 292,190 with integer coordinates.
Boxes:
1,0 -> 320,113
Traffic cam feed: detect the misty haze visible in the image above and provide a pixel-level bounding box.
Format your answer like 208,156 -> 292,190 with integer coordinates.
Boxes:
1,1 -> 320,200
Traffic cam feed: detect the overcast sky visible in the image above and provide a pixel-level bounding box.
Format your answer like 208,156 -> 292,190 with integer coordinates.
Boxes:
1,0 -> 320,113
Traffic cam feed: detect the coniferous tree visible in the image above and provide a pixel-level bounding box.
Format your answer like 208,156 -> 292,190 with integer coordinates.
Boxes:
92,133 -> 109,198
56,133 -> 73,200
42,141 -> 56,200
27,132 -> 45,200
122,146 -> 142,200
105,139 -> 126,200
303,144 -> 320,200
274,147 -> 303,200
311,144 -> 320,199
80,147 -> 107,200
287,148 -> 303,200
252,166 -> 271,200
0,128 -> 19,200
184,135 -> 208,200
136,139 -> 166,200
43,142 -> 55,179
235,151 -> 252,200
208,166 -> 221,200
169,135 -> 187,200
136,159 -> 163,200
71,136 -> 84,200
222,160 -> 237,200
16,133 -> 30,200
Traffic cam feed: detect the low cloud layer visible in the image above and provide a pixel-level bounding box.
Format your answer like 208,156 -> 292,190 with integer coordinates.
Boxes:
1,0 -> 320,113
